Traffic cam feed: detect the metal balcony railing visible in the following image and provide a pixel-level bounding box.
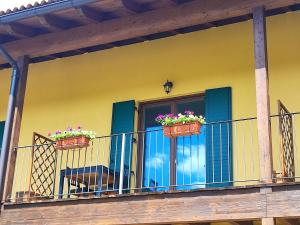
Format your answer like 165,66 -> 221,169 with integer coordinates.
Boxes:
6,114 -> 300,203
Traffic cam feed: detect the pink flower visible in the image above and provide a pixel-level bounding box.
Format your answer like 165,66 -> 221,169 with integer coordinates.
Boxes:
77,126 -> 82,130
48,132 -> 51,137
155,115 -> 165,121
67,127 -> 73,131
184,110 -> 194,115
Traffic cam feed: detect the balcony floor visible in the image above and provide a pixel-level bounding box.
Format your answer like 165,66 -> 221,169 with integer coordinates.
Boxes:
2,183 -> 300,225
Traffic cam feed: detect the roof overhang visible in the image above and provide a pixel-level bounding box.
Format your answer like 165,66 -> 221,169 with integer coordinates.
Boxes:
0,0 -> 299,68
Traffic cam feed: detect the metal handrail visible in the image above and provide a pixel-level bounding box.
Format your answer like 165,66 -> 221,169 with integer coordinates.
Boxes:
14,112 -> 300,149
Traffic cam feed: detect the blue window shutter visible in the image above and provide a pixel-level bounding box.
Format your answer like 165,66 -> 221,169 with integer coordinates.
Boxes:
110,100 -> 135,188
0,121 -> 5,154
205,87 -> 233,187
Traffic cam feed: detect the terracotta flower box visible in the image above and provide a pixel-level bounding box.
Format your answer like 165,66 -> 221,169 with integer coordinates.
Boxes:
56,136 -> 90,150
163,121 -> 201,138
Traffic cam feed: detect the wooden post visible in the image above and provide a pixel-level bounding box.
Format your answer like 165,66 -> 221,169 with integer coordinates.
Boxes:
252,6 -> 273,183
2,55 -> 29,202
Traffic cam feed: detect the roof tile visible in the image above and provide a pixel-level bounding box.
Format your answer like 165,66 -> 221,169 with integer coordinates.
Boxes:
0,0 -> 63,17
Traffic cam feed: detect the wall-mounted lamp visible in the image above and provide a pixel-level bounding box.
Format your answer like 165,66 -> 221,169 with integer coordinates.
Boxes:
163,80 -> 173,94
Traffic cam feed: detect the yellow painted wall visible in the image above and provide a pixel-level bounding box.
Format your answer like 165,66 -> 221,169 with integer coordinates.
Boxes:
0,11 -> 300,199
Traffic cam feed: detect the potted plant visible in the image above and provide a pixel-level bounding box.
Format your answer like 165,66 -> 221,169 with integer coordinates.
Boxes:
155,111 -> 205,138
48,126 -> 96,150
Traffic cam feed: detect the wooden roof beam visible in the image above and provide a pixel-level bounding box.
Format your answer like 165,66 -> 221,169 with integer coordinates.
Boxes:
37,15 -> 63,32
76,6 -> 111,23
37,15 -> 78,31
121,0 -> 150,13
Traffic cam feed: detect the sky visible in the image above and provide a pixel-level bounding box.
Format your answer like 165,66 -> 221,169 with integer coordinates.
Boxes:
0,0 -> 44,11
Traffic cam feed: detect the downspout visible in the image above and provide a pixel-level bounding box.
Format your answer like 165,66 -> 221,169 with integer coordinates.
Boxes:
0,47 -> 19,204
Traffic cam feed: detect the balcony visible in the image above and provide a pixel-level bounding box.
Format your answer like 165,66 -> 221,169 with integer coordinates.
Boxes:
6,111 -> 300,204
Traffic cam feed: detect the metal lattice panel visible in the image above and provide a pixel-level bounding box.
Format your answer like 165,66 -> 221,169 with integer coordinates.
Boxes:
278,101 -> 295,181
29,132 -> 57,197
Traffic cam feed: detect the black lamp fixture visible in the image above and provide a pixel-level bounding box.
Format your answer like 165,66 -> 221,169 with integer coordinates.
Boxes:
163,80 -> 173,94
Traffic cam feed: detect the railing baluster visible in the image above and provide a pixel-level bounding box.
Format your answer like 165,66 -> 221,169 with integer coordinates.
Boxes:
26,150 -> 31,199
106,136 -> 112,193
234,122 -> 238,181
220,123 -> 223,183
68,147 -> 75,197
113,135 -> 118,192
162,131 -> 164,188
95,138 -> 100,195
148,132 -> 151,188
128,133 -> 133,192
189,135 -> 192,186
250,120 -> 255,179
118,133 -> 126,195
276,116 -> 282,177
59,146 -> 64,198
155,131 -> 157,189
52,143 -> 58,199
75,147 -> 80,195
82,147 -> 87,194
100,137 -> 104,195
65,148 -> 70,198
197,133 -> 200,184
242,120 -> 246,180
88,140 -> 93,194
212,124 -> 214,184
134,133 -> 138,192
140,132 -> 145,190
183,136 -> 185,186
227,122 -> 230,183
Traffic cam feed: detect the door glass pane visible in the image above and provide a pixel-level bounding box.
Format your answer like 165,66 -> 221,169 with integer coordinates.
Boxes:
176,99 -> 206,190
143,105 -> 171,191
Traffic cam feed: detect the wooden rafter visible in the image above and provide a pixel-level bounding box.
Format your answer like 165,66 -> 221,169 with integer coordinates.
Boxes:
76,6 -> 116,23
0,0 -> 297,66
37,15 -> 63,32
121,0 -> 150,13
37,14 -> 79,31
77,6 -> 102,23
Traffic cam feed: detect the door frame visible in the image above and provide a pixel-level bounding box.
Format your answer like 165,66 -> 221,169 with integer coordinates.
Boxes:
136,93 -> 204,190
